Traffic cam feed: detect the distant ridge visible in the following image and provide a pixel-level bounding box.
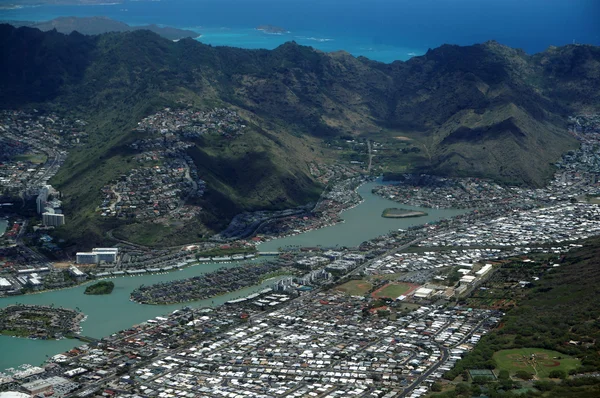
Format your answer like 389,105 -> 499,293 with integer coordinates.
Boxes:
4,16 -> 199,41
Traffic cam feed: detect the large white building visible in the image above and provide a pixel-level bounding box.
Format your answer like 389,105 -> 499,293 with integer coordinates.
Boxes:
36,186 -> 50,214
93,248 -> 119,263
76,248 -> 119,264
42,212 -> 65,227
0,277 -> 13,291
76,253 -> 98,264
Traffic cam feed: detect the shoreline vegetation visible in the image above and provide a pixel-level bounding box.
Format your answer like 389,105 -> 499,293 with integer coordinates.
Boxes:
84,281 -> 114,295
382,208 -> 428,219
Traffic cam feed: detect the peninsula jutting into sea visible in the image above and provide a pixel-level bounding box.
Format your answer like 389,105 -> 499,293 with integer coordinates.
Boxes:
1,0 -> 600,396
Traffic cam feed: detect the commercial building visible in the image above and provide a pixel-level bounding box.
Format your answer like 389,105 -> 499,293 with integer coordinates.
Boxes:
460,275 -> 477,284
93,248 -> 119,263
21,376 -> 75,396
21,379 -> 52,395
414,287 -> 434,298
0,277 -> 12,291
0,392 -> 29,398
36,185 -> 50,214
76,248 -> 119,264
27,275 -> 43,290
42,212 -> 65,227
476,264 -> 493,276
76,253 -> 98,264
69,266 -> 87,282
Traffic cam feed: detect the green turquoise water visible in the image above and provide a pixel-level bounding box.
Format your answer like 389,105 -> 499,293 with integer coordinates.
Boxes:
0,260 -> 274,371
259,181 -> 466,251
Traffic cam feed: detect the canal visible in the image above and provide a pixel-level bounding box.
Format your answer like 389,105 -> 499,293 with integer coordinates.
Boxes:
0,180 -> 465,371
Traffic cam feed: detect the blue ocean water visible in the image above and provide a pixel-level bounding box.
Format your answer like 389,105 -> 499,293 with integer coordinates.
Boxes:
1,0 -> 598,63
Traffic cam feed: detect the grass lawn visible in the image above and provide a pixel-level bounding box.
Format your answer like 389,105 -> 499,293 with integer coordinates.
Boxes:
14,153 -> 48,164
586,196 -> 600,204
335,279 -> 373,296
372,282 -> 414,299
493,348 -> 580,378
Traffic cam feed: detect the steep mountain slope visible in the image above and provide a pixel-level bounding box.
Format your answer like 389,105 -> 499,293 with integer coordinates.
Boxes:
375,41 -> 581,184
0,25 -> 598,246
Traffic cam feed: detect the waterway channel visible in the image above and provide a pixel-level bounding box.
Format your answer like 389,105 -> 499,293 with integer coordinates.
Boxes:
0,260 -> 277,371
259,180 -> 466,251
0,181 -> 465,371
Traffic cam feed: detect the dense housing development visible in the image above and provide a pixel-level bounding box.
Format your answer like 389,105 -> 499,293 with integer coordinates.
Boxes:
99,108 -> 246,221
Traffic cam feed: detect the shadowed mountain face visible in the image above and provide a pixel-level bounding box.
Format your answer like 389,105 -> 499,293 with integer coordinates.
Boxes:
0,24 -> 598,244
4,16 -> 199,41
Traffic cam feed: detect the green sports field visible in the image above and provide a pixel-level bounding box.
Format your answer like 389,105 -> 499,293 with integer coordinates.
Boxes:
493,348 -> 580,378
14,153 -> 48,164
335,279 -> 373,296
372,282 -> 414,299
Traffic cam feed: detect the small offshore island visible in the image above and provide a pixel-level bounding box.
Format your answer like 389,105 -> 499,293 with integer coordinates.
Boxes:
256,24 -> 289,34
84,281 -> 114,295
0,304 -> 84,340
382,207 -> 428,218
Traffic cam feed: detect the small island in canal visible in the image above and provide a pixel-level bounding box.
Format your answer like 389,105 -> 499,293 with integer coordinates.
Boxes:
0,304 -> 84,339
382,208 -> 428,218
84,281 -> 115,295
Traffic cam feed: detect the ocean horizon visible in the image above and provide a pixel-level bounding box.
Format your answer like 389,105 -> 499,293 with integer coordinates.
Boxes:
1,0 -> 598,63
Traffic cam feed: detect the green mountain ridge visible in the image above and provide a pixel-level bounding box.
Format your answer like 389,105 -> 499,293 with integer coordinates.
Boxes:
0,25 -> 599,247
3,16 -> 199,41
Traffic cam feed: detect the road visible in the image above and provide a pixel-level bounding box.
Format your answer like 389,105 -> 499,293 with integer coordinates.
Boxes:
367,140 -> 374,173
